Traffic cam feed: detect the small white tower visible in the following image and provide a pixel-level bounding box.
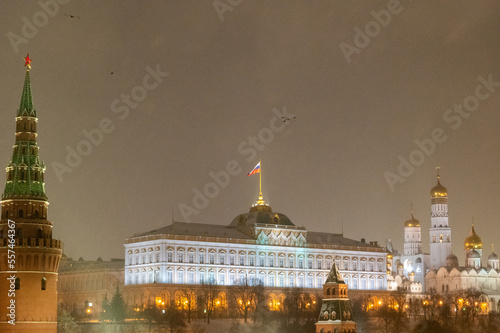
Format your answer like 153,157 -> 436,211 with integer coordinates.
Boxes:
404,205 -> 422,256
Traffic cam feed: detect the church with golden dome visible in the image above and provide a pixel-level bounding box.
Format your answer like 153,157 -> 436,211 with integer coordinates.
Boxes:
389,168 -> 500,313
387,208 -> 428,293
390,168 -> 500,312
426,222 -> 500,311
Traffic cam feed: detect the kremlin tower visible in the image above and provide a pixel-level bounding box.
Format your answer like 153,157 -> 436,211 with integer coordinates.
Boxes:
429,168 -> 452,269
315,262 -> 357,333
0,55 -> 62,332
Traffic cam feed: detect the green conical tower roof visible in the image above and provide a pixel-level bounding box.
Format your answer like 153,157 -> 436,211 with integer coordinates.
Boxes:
326,261 -> 345,284
2,63 -> 47,201
18,69 -> 36,117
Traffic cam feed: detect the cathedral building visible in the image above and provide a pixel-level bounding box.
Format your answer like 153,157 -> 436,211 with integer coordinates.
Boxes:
426,224 -> 500,311
124,194 -> 388,307
0,56 -> 62,332
388,170 -> 452,293
388,209 -> 429,292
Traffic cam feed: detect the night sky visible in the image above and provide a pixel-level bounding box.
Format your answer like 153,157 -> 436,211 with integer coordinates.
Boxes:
1,1 -> 499,264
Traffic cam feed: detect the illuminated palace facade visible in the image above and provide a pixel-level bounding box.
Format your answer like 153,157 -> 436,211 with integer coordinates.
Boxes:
124,195 -> 388,307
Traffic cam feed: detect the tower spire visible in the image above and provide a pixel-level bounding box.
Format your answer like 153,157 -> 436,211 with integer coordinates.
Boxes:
19,54 -> 36,117
3,55 -> 46,201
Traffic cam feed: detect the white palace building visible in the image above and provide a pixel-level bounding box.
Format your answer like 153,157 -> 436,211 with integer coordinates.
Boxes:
124,194 -> 388,293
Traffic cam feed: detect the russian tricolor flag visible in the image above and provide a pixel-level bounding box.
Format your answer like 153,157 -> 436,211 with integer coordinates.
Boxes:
247,162 -> 261,176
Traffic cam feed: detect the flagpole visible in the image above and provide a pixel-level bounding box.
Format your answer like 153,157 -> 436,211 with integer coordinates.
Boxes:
259,160 -> 262,195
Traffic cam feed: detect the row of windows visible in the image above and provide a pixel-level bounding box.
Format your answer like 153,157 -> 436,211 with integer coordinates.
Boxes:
3,207 -> 44,219
127,270 -> 385,290
12,277 -> 46,290
432,235 -> 450,243
128,251 -> 384,272
0,227 -> 44,238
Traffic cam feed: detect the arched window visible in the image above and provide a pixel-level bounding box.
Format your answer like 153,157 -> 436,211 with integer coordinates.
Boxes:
19,210 -> 23,218
15,277 -> 20,290
41,277 -> 46,290
34,210 -> 39,218
37,228 -> 42,238
16,228 -> 22,238
326,288 -> 330,296
5,210 -> 8,218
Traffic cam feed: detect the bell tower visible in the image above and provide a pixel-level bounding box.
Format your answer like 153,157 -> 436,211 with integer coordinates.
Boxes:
429,167 -> 452,269
0,55 -> 62,332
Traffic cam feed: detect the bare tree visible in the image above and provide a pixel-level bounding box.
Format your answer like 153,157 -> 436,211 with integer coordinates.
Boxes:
179,288 -> 197,324
389,287 -> 409,333
158,305 -> 186,333
230,277 -> 266,323
199,280 -> 219,324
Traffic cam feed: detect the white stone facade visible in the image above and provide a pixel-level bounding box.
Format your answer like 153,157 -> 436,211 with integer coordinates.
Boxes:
124,221 -> 387,291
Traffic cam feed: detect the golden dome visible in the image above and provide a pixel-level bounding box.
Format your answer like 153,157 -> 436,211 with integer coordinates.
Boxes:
464,225 -> 482,250
405,212 -> 420,227
430,177 -> 448,198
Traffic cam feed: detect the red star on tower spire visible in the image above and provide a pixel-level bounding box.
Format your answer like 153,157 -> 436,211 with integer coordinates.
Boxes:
24,53 -> 32,70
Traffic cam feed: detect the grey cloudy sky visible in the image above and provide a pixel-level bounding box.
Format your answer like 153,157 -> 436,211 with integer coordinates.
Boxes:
1,1 -> 499,264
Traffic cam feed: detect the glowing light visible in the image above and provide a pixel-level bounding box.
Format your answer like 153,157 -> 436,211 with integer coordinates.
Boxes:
89,302 -> 93,307
86,308 -> 91,314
